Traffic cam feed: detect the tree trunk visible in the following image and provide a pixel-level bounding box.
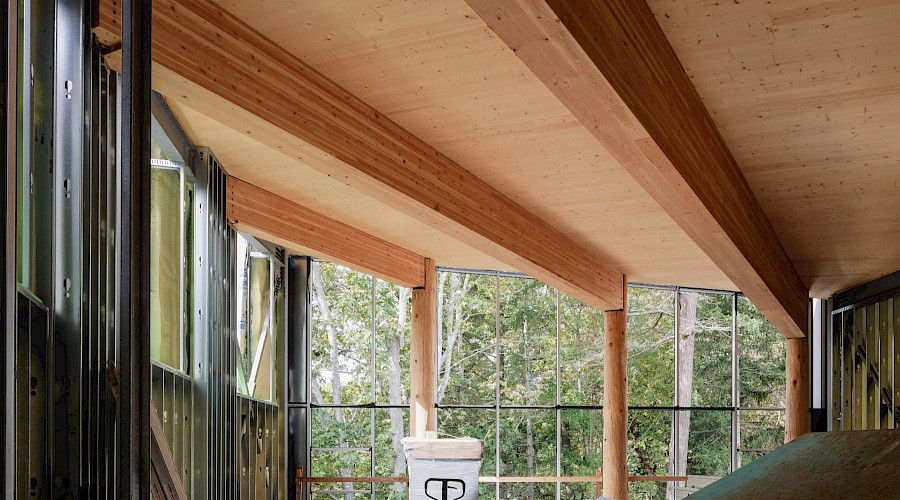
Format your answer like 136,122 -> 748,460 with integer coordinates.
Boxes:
311,264 -> 354,500
438,273 -> 467,404
387,287 -> 409,493
667,291 -> 697,500
524,317 -> 535,499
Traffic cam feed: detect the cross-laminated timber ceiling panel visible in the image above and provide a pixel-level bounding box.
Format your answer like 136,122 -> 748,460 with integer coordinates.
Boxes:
104,0 -> 642,310
646,0 -> 900,298
175,0 -> 734,292
462,0 -> 810,338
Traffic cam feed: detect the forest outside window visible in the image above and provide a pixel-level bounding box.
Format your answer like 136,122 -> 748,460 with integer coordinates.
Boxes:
303,265 -> 786,499
308,260 -> 411,499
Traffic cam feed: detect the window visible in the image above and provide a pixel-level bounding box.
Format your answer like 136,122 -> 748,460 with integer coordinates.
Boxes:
235,234 -> 278,400
308,260 -> 411,499
302,266 -> 786,499
149,136 -> 194,374
434,272 -> 785,500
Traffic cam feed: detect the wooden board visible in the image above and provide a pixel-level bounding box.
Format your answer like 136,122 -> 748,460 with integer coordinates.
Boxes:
99,0 -> 632,312
227,176 -> 425,288
402,437 -> 484,460
98,0 -> 898,304
464,0 -> 809,337
692,430 -> 900,499
96,0 -> 736,295
646,0 -> 900,299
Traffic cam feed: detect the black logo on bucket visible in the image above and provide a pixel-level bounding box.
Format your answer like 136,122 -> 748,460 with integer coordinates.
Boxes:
424,478 -> 466,500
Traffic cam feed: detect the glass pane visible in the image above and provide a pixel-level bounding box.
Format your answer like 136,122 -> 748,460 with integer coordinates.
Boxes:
311,407 -> 372,449
235,234 -> 274,399
629,481 -> 667,500
737,296 -> 786,408
738,410 -> 783,467
499,277 -> 556,406
682,292 -> 733,408
560,409 -> 602,480
628,287 -> 676,406
150,166 -> 182,369
685,410 -> 731,477
311,261 -> 373,405
438,272 -> 497,406
373,482 -> 408,500
627,410 -> 672,479
560,294 -> 604,406
498,410 -> 556,477
374,408 -> 409,499
309,449 -> 371,480
438,407 -> 497,498
375,408 -> 409,478
499,482 -> 556,499
375,280 -> 411,405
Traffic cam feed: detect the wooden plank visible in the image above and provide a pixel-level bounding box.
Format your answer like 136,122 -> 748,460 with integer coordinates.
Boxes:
879,299 -> 892,429
842,310 -> 854,430
409,259 -> 437,437
464,0 -> 809,338
894,297 -> 900,429
96,0 -> 626,311
402,436 -> 483,460
93,0 -> 121,48
227,176 -> 425,288
692,430 -> 900,499
603,307 -> 628,500
855,308 -> 866,430
785,337 -> 809,443
867,304 -> 878,430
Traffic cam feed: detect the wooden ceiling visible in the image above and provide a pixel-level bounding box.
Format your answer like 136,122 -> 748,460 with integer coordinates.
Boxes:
646,0 -> 900,297
164,0 -> 897,297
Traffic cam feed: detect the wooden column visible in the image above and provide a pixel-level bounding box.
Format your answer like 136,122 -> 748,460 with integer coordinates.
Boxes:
786,337 -> 810,443
410,258 -> 437,438
603,303 -> 628,499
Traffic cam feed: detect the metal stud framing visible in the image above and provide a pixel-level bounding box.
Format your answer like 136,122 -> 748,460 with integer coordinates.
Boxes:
829,278 -> 900,432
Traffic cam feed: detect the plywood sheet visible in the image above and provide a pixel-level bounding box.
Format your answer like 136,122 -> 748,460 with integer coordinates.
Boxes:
693,430 -> 900,499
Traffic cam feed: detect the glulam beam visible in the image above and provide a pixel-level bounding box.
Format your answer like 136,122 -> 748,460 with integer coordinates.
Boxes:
786,337 -> 810,442
602,307 -> 627,500
410,259 -> 437,438
464,0 -> 809,338
227,176 -> 425,289
95,0 -> 626,311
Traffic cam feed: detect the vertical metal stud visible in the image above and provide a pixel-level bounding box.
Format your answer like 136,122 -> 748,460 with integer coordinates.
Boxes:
2,0 -> 18,493
118,0 -> 153,493
731,293 -> 739,472
54,0 -> 86,493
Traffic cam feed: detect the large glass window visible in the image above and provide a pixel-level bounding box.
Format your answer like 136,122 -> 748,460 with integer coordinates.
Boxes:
303,265 -> 786,499
433,272 -> 785,500
308,260 -> 411,499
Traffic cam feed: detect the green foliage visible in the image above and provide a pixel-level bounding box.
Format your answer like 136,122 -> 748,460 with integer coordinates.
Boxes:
308,265 -> 786,499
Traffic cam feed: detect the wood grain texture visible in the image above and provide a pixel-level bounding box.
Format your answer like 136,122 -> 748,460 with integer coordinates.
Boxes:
227,176 -> 425,288
410,259 -> 437,438
786,337 -> 810,443
101,0 -> 627,311
93,0 -> 121,48
647,0 -> 900,299
603,308 -> 628,500
465,0 -> 809,337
